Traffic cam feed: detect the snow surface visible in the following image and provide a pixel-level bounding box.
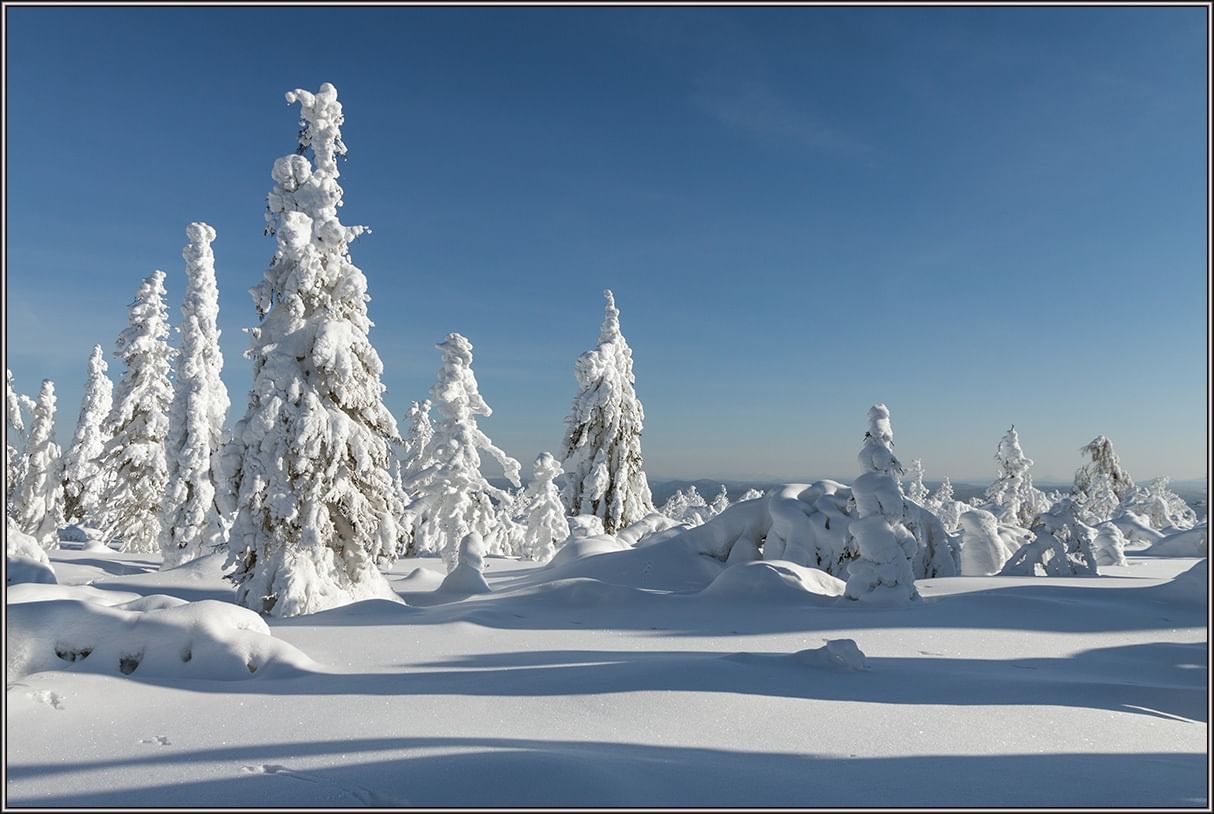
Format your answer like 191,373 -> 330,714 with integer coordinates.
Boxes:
5,538 -> 1206,807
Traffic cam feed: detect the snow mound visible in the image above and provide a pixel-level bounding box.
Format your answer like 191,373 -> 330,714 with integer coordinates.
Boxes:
1144,523 -> 1207,557
7,556 -> 57,586
437,533 -> 492,595
529,534 -> 725,592
546,535 -> 629,567
392,566 -> 447,592
793,638 -> 869,671
697,560 -> 845,603
1143,559 -> 1207,607
90,551 -> 234,602
515,577 -> 656,606
7,598 -> 317,681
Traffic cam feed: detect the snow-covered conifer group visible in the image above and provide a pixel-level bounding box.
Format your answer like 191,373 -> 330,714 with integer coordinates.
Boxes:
560,290 -> 654,533
225,83 -> 404,616
95,270 -> 175,552
11,380 -> 64,547
160,223 -> 231,569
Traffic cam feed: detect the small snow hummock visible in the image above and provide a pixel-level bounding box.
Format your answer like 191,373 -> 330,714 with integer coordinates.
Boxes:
698,559 -> 846,603
844,405 -> 920,604
437,532 -> 492,595
793,638 -> 868,671
1144,523 -> 1208,557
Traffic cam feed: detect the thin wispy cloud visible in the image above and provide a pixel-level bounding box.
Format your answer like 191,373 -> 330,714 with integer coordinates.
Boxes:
690,79 -> 871,157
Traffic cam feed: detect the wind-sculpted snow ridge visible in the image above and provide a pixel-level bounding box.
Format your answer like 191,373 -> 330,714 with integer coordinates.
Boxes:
7,595 -> 317,681
1143,523 -> 1208,557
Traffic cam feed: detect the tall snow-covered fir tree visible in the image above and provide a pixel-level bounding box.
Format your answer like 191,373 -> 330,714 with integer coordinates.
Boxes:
1073,435 -> 1135,504
844,404 -> 920,603
560,289 -> 654,533
405,333 -> 522,571
95,270 -> 176,552
12,380 -> 65,547
518,452 -> 571,562
225,83 -> 405,616
985,425 -> 1049,527
6,368 -> 31,509
60,345 -> 113,526
160,223 -> 232,569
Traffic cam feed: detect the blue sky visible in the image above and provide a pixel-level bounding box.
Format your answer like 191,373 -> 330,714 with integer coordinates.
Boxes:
4,6 -> 1208,482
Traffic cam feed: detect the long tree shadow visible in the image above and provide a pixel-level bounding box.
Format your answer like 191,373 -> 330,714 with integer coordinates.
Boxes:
270,574 -> 1207,639
73,640 -> 1207,723
7,738 -> 1206,807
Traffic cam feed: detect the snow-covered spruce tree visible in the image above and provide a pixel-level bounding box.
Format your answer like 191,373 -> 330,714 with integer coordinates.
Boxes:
903,458 -> 929,505
519,452 -> 571,562
560,290 -> 655,533
60,345 -> 113,525
160,223 -> 232,569
1077,472 -> 1120,525
985,425 -> 1048,527
12,380 -> 65,547
932,477 -> 964,532
998,497 -> 1099,577
405,333 -> 522,571
1073,435 -> 1135,504
844,404 -> 920,603
225,83 -> 404,616
401,399 -> 435,478
6,369 -> 30,508
95,271 -> 175,552
709,485 -> 730,516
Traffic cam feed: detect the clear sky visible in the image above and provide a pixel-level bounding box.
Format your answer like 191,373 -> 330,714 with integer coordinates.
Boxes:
4,6 -> 1209,483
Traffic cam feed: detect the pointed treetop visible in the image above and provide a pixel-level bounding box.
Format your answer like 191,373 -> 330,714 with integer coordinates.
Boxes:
598,289 -> 620,344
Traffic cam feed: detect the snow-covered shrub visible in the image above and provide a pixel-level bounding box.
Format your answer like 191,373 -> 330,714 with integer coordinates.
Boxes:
568,514 -> 606,539
903,500 -> 960,578
517,452 -> 571,562
661,485 -> 711,526
709,486 -> 730,515
1077,472 -> 1121,525
405,333 -> 521,571
956,509 -> 1021,576
60,346 -> 113,526
436,532 -> 492,595
999,497 -> 1099,577
1073,435 -> 1135,504
225,83 -> 404,616
160,223 -> 231,569
844,404 -> 920,603
95,270 -> 175,553
1121,477 -> 1198,531
926,476 -> 964,532
735,488 -> 764,503
903,458 -> 929,505
985,426 -> 1049,527
560,290 -> 655,533
1091,521 -> 1128,566
11,380 -> 65,547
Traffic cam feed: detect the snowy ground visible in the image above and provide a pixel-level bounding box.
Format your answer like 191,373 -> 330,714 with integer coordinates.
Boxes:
6,544 -> 1208,807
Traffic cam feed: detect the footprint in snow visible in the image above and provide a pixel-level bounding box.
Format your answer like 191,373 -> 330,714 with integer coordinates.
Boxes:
239,763 -> 402,805
29,690 -> 66,710
139,735 -> 171,746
